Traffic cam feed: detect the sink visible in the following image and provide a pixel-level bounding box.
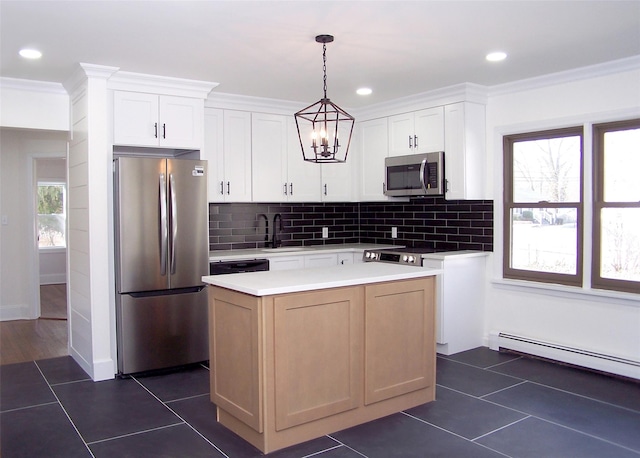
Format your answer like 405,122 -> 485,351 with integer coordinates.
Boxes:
261,247 -> 307,252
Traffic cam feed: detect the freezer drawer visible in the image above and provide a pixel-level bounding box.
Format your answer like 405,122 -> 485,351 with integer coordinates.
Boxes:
116,287 -> 208,374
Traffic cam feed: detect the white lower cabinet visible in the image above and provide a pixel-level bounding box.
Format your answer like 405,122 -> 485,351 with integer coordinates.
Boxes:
268,256 -> 305,271
304,253 -> 338,268
421,253 -> 487,355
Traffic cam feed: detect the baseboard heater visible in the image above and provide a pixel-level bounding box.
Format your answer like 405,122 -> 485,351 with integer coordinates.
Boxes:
489,331 -> 640,381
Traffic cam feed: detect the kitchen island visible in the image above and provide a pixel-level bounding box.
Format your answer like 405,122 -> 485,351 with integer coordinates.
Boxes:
202,263 -> 442,453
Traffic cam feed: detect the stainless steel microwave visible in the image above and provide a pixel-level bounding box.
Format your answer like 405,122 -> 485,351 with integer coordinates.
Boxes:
384,151 -> 445,197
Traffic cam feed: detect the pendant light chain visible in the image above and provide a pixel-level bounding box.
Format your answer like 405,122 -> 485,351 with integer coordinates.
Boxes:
322,42 -> 328,99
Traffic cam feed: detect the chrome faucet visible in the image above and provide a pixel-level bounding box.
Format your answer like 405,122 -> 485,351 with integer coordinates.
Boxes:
258,213 -> 269,246
272,213 -> 283,248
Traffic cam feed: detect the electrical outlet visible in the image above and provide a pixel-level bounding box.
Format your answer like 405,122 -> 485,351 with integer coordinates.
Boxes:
322,227 -> 329,238
391,227 -> 398,238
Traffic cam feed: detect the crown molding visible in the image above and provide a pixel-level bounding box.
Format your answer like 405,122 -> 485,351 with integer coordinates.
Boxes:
63,63 -> 120,94
353,83 -> 489,121
108,70 -> 218,99
1,77 -> 67,95
489,55 -> 640,97
205,91 -> 304,114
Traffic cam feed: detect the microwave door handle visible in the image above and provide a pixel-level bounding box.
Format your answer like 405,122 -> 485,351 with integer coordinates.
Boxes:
419,158 -> 429,190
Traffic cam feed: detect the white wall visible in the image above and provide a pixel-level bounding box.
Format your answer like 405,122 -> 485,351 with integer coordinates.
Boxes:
484,65 -> 640,366
0,129 -> 68,319
0,78 -> 69,131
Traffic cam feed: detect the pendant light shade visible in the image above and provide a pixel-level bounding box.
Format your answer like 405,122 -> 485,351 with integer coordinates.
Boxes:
295,35 -> 355,163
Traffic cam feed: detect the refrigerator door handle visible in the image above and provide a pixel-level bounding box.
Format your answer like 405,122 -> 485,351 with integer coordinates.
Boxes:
169,173 -> 178,275
159,172 -> 168,276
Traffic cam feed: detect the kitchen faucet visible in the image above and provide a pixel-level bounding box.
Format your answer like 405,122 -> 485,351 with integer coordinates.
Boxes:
272,213 -> 283,248
257,213 -> 269,245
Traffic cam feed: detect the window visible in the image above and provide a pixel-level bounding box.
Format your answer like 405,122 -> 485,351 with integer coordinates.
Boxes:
37,182 -> 66,248
503,127 -> 583,286
592,119 -> 640,294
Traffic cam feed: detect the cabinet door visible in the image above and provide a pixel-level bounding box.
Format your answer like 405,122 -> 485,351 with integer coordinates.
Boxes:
223,110 -> 252,202
444,102 -> 486,200
267,256 -> 304,271
304,253 -> 338,268
159,96 -> 203,149
320,121 -> 355,201
364,278 -> 435,405
252,113 -> 288,202
287,119 -> 321,202
388,112 -> 414,157
113,91 -> 159,146
337,252 -> 355,265
358,118 -> 389,201
203,108 -> 225,202
414,107 -> 444,153
273,287 -> 362,430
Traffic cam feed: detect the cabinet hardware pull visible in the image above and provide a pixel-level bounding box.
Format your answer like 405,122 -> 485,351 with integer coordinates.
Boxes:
154,123 -> 158,139
290,183 -> 293,195
408,135 -> 412,148
324,184 -> 328,195
227,181 -> 230,194
414,135 -> 418,149
220,181 -> 224,195
283,183 -> 288,195
163,123 -> 166,139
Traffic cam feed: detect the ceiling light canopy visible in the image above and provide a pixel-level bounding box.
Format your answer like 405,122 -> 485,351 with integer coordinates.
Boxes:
295,34 -> 355,164
19,48 -> 42,59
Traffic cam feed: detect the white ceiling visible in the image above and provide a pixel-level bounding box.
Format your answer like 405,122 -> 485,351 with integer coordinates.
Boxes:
2,1 -> 639,108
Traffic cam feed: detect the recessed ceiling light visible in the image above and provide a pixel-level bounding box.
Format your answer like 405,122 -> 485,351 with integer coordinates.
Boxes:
486,51 -> 507,62
357,87 -> 372,96
19,48 -> 42,59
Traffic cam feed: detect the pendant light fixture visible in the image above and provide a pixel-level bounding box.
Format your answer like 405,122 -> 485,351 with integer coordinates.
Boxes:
295,34 -> 355,163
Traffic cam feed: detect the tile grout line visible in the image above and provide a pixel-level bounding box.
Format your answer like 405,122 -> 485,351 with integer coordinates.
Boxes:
401,411 -> 514,458
470,415 -> 532,442
131,375 -> 230,458
34,360 -> 96,458
0,400 -> 59,414
325,435 -> 369,458
85,422 -> 185,446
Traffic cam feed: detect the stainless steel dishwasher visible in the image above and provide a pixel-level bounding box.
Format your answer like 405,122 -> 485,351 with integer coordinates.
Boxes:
209,259 -> 270,275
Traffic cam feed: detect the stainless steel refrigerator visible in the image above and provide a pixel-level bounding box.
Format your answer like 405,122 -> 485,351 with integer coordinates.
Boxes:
114,156 -> 209,375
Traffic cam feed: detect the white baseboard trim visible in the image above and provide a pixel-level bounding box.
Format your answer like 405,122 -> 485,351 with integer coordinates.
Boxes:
489,330 -> 640,380
0,303 -> 32,321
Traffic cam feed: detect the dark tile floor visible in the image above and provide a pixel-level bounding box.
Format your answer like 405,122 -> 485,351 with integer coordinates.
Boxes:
2,347 -> 639,457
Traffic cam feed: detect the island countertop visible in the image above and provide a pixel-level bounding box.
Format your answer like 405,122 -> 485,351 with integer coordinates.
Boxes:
202,262 -> 442,296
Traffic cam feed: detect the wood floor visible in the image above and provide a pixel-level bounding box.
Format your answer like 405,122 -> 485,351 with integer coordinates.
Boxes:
0,284 -> 68,365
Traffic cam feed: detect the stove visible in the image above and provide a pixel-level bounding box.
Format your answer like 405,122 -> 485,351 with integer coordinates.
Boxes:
363,247 -> 445,267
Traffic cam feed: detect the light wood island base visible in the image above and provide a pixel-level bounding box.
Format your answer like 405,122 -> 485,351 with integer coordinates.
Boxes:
208,277 -> 436,454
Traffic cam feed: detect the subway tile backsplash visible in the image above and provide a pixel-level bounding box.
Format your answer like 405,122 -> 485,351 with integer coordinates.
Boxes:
209,197 -> 493,252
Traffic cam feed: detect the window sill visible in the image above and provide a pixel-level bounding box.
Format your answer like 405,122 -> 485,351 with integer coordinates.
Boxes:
39,246 -> 67,253
491,277 -> 640,307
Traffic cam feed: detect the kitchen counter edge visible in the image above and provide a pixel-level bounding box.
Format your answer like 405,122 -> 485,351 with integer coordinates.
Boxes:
202,262 -> 443,296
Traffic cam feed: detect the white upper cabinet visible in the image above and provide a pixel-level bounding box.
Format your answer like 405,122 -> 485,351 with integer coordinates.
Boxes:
252,113 -> 321,202
443,102 -> 486,200
113,91 -> 203,149
388,106 -> 444,157
203,108 -> 252,202
251,113 -> 288,202
320,121 -> 354,202
357,117 -> 390,201
287,118 -> 322,202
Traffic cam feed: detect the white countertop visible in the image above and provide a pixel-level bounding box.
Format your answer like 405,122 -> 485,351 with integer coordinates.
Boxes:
203,262 -> 442,296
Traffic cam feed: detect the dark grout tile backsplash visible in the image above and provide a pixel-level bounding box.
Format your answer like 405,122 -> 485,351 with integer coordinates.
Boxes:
209,197 -> 493,252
